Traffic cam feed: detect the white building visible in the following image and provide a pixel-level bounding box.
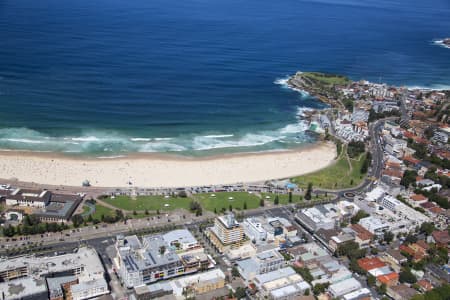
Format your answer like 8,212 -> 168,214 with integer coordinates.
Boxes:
243,217 -> 267,242
359,216 -> 389,236
380,195 -> 403,211
5,189 -> 51,208
253,267 -> 311,300
329,277 -> 362,298
0,247 -> 109,300
162,229 -> 200,252
236,249 -> 285,281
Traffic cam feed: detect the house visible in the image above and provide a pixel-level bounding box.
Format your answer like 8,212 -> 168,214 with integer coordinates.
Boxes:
408,194 -> 428,206
416,279 -> 433,292
430,230 -> 450,248
376,272 -> 399,287
399,243 -> 428,262
387,284 -> 417,300
357,257 -> 386,273
382,249 -> 407,272
349,224 -> 373,248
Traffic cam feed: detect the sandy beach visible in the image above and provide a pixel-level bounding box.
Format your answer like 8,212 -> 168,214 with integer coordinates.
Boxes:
0,142 -> 336,188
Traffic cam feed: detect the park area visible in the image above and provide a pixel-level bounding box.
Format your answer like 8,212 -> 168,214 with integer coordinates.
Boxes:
102,195 -> 192,212
291,145 -> 367,190
95,190 -> 297,216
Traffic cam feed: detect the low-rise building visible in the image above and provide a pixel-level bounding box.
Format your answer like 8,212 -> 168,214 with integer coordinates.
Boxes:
5,189 -> 51,208
115,230 -> 209,288
328,277 -> 361,298
387,284 -> 417,300
349,224 -> 373,248
0,247 -> 108,300
236,249 -> 285,281
253,267 -> 311,300
359,216 -> 389,236
169,268 -> 226,297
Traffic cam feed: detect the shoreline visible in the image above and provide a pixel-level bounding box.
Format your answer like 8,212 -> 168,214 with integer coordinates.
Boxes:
0,141 -> 336,188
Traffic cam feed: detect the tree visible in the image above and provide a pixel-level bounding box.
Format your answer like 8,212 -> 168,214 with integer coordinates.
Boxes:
419,222 -> 435,236
293,267 -> 313,283
401,170 -> 418,188
274,195 -> 279,205
195,206 -> 203,216
3,225 -> 15,237
367,274 -> 376,287
159,245 -> 166,255
144,209 -> 149,215
361,152 -> 370,174
259,198 -> 265,207
399,267 -> 417,284
404,234 -> 418,244
288,192 -> 292,203
229,204 -> 233,212
71,214 -> 84,228
305,183 -> 313,200
351,210 -> 369,224
383,231 -> 394,244
347,141 -> 365,158
133,210 -> 137,216
214,208 -> 217,214
243,202 -> 247,210
234,287 -> 246,299
378,283 -> 387,295
231,266 -> 240,278
313,283 -> 329,295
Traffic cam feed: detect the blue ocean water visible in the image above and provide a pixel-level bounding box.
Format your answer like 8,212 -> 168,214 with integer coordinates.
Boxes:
0,0 -> 449,155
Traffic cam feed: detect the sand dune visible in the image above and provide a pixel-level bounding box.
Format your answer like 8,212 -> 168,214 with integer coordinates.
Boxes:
0,142 -> 336,188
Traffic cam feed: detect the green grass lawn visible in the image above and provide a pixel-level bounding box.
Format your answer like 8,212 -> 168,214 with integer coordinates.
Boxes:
193,192 -> 260,212
102,195 -> 192,211
291,150 -> 366,190
82,205 -> 91,214
92,204 -> 116,220
302,72 -> 350,86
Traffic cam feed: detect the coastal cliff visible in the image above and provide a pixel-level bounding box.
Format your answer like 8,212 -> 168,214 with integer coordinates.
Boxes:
287,71 -> 350,107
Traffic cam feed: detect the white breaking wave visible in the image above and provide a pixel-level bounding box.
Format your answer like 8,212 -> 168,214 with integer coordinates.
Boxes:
433,39 -> 450,49
4,138 -> 45,144
201,134 -> 234,138
130,138 -> 152,142
274,76 -> 310,96
406,84 -> 450,91
280,122 -> 308,134
139,142 -> 187,152
71,136 -> 101,142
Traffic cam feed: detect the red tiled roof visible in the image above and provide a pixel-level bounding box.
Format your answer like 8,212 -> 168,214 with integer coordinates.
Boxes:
420,202 -> 436,209
410,194 -> 428,202
416,240 -> 430,251
428,207 -> 445,215
403,156 -> 420,165
383,169 -> 403,179
357,257 -> 386,271
432,231 -> 450,245
377,272 -> 399,285
350,224 -> 374,241
417,279 -> 433,291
